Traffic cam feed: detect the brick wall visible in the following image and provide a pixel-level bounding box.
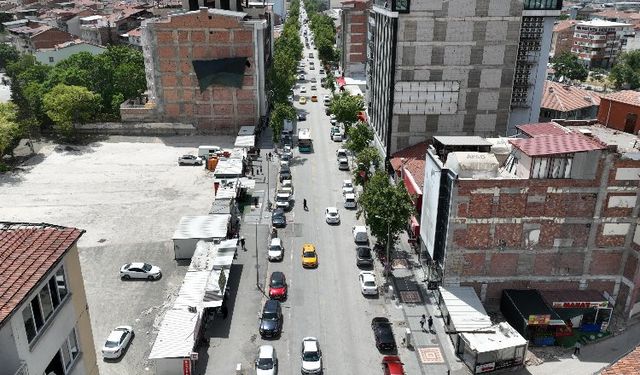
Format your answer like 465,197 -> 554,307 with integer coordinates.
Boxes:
597,98 -> 640,134
146,9 -> 259,134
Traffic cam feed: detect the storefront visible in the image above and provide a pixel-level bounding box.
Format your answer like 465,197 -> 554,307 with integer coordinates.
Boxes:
501,289 -> 566,346
458,322 -> 528,374
540,290 -> 613,333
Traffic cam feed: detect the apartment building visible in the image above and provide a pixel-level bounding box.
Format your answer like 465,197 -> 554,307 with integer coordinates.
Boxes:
365,0 -> 561,159
136,7 -> 271,133
550,19 -> 577,57
420,123 -> 640,319
0,223 -> 98,375
571,19 -> 631,69
339,0 -> 369,77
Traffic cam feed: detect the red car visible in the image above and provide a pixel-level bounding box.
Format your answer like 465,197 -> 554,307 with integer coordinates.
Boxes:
268,272 -> 287,300
381,356 -> 405,375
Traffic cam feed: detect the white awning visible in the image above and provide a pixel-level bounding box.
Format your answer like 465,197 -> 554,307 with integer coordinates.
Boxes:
234,135 -> 255,148
173,215 -> 230,240
439,286 -> 492,332
148,309 -> 199,359
237,126 -> 256,136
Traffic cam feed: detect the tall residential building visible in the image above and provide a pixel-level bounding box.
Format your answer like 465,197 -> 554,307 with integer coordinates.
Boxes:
550,20 -> 577,57
365,0 -> 561,158
136,8 -> 272,133
571,19 -> 631,69
339,0 -> 370,77
0,223 -> 98,375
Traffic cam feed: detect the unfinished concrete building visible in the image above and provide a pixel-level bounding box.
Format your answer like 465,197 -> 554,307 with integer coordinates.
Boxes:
420,122 -> 640,319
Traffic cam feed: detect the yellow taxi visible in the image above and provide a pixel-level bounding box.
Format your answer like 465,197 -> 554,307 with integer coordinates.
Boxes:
302,243 -> 318,268
299,96 -> 307,104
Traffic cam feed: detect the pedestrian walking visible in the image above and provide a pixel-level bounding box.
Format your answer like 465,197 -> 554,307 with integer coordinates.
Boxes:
268,152 -> 272,161
240,237 -> 246,251
428,316 -> 433,332
573,341 -> 581,355
303,198 -> 308,210
221,304 -> 228,319
419,314 -> 426,331
259,166 -> 263,174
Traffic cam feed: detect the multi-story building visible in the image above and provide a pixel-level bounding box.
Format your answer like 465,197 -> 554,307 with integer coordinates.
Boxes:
135,7 -> 272,133
571,19 -> 631,69
0,222 -> 98,375
339,0 -> 369,77
550,19 -> 577,57
365,0 -> 561,159
420,123 -> 640,319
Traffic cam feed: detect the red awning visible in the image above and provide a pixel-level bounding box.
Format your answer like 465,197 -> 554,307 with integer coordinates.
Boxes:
336,76 -> 346,87
357,111 -> 367,122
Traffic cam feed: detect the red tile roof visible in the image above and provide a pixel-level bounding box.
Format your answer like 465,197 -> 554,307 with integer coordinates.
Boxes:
603,90 -> 640,107
390,141 -> 428,190
554,20 -> 577,32
541,81 -> 601,113
509,132 -> 606,156
600,345 -> 640,375
517,122 -> 572,137
0,223 -> 84,326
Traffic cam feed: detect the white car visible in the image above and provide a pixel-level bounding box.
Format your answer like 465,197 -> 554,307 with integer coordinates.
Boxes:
301,337 -> 323,374
330,114 -> 337,125
299,74 -> 306,80
102,326 -> 134,359
332,131 -> 343,142
300,86 -> 307,94
311,85 -> 317,91
342,180 -> 354,195
344,193 -> 357,209
120,263 -> 162,280
336,148 -> 348,160
325,207 -> 340,224
268,237 -> 284,261
359,271 -> 378,295
178,154 -> 203,166
255,345 -> 278,375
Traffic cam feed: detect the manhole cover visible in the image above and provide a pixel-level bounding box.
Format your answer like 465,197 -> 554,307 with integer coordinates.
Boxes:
399,290 -> 421,303
392,259 -> 409,268
417,347 -> 444,364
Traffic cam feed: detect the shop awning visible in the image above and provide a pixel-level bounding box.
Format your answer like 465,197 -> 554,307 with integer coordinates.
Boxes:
540,289 -> 609,320
501,289 -> 565,337
336,76 -> 346,87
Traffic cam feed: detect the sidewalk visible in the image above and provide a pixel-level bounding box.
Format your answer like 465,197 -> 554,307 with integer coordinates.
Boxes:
389,231 -> 470,375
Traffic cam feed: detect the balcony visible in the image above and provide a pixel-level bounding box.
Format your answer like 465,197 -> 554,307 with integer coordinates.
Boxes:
12,362 -> 28,375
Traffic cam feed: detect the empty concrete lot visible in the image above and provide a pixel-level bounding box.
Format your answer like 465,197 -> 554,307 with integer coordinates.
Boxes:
0,135 -> 232,375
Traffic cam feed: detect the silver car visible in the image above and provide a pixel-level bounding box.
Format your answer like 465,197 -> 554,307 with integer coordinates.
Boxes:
102,326 -> 134,359
178,154 -> 203,166
120,262 -> 162,280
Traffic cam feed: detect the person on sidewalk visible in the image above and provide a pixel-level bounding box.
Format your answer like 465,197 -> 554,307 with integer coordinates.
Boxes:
574,341 -> 582,355
428,316 -> 433,332
303,199 -> 308,211
419,315 -> 426,331
240,237 -> 246,251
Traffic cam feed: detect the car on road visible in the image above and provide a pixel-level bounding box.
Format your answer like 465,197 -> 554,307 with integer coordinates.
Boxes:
255,345 -> 278,375
301,337 -> 323,374
298,113 -> 307,121
268,238 -> 284,261
371,317 -> 397,352
302,243 -> 318,268
311,77 -> 317,83
325,207 -> 340,225
356,246 -> 373,268
342,180 -> 354,195
120,262 -> 162,280
259,299 -> 283,338
101,326 -> 134,359
319,69 -> 325,74
311,95 -> 318,102
269,271 -> 288,300
299,96 -> 307,104
344,193 -> 356,209
272,208 -> 287,228
338,157 -> 349,171
381,355 -> 405,375
178,154 -> 203,166
359,271 -> 378,295
309,65 -> 315,70
311,85 -> 317,91
299,74 -> 306,80
300,86 -> 307,94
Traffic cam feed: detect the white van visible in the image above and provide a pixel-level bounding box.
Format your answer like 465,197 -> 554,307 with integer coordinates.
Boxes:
353,226 -> 368,244
344,193 -> 356,209
198,145 -> 222,158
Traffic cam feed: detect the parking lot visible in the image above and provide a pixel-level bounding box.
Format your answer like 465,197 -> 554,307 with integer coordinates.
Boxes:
0,135 -> 232,375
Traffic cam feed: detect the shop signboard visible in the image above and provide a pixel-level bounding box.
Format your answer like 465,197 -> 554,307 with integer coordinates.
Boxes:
475,362 -> 495,373
183,359 -> 191,375
551,301 -> 608,309
476,358 -> 522,374
527,314 -> 550,325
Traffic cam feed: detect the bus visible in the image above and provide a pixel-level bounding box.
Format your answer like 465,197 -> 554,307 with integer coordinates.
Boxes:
298,128 -> 312,153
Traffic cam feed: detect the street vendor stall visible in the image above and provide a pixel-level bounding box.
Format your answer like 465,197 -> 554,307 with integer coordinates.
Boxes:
540,289 -> 612,333
458,322 -> 528,374
501,289 -> 566,346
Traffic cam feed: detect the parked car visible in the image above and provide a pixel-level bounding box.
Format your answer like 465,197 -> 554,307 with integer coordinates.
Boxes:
301,337 -> 323,374
344,193 -> 357,209
288,95 -> 294,103
311,85 -> 317,91
299,74 -> 306,80
311,95 -> 318,102
298,113 -> 307,121
178,154 -> 203,166
101,326 -> 134,359
342,180 -> 354,195
120,263 -> 162,280
353,226 -> 369,244
359,271 -> 378,295
356,246 -> 373,268
338,157 -> 349,171
311,77 -> 317,83
256,345 -> 278,375
272,208 -> 287,228
336,148 -> 347,160
268,237 -> 284,261
325,207 -> 340,225
381,356 -> 405,375
332,131 -> 343,142
269,271 -> 288,300
259,299 -> 283,338
371,317 -> 397,352
279,169 -> 292,182
330,126 -> 341,138
299,96 -> 307,104
302,243 -> 318,268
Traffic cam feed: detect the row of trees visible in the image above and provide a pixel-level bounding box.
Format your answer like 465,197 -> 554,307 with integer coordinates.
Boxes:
551,50 -> 640,90
304,0 -> 338,66
267,0 -> 302,142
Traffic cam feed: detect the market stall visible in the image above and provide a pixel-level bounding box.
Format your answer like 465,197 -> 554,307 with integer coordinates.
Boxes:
500,289 -> 566,346
540,289 -> 612,333
458,322 -> 528,374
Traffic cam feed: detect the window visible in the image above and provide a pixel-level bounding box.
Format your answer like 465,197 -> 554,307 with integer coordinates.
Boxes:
22,305 -> 36,342
531,156 -> 573,179
393,0 -> 410,12
48,277 -> 60,308
39,287 -> 54,321
31,298 -> 44,330
48,56 -> 54,63
68,329 -> 79,359
59,328 -> 80,373
56,268 -> 68,300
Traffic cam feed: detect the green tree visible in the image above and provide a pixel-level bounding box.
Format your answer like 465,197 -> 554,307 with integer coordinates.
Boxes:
0,103 -> 20,160
358,171 -> 415,251
323,73 -> 336,93
330,92 -> 364,132
43,84 -> 101,139
551,52 -> 588,81
610,50 -> 640,89
270,102 -> 296,143
6,55 -> 51,124
345,121 -> 374,154
0,44 -> 19,70
353,146 -> 380,186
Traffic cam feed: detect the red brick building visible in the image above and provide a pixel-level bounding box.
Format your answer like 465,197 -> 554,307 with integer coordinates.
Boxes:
138,8 -> 271,133
339,0 -> 369,77
598,90 -> 640,135
421,123 -> 640,319
550,20 -> 577,57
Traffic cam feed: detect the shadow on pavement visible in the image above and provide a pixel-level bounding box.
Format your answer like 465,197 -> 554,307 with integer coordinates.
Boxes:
207,264 -> 243,339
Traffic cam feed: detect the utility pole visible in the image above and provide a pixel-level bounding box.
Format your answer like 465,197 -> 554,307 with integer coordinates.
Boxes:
255,221 -> 259,290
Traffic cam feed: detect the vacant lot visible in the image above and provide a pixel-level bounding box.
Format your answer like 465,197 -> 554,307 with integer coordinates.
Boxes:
0,135 -> 233,375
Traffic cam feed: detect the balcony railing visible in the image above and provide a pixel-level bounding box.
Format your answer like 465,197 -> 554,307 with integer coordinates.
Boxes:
13,362 -> 28,375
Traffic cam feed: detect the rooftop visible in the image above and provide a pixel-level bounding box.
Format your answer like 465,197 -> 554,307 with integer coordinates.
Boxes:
510,129 -> 607,157
0,223 -> 84,326
602,90 -> 640,107
517,121 -> 573,137
600,345 -> 640,375
554,19 -> 578,32
541,81 -> 601,113
390,141 -> 428,190
577,19 -> 631,27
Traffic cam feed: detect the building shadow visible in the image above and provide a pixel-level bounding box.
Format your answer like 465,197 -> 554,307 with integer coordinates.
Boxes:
206,263 -> 243,339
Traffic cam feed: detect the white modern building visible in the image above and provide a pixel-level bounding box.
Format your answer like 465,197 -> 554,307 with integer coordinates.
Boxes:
35,40 -> 106,65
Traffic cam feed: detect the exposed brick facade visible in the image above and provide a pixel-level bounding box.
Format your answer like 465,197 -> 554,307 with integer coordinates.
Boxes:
142,8 -> 268,134
340,0 -> 370,76
597,96 -> 640,135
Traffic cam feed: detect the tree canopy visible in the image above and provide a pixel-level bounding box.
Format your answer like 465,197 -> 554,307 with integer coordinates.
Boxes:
353,146 -> 380,186
0,103 -> 20,160
346,121 -> 374,154
270,102 -> 296,143
330,92 -> 364,130
551,52 -> 588,82
43,84 -> 101,139
610,50 -> 640,89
